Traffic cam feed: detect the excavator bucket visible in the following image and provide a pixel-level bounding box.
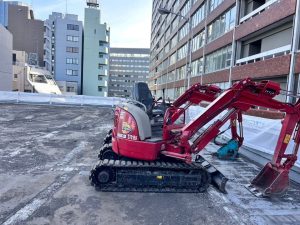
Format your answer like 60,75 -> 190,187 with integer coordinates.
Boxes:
246,162 -> 289,197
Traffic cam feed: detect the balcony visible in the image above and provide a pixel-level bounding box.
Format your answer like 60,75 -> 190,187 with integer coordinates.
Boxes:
99,46 -> 109,54
97,80 -> 108,87
99,68 -> 108,76
99,58 -> 108,65
103,35 -> 109,43
240,0 -> 278,24
236,44 -> 291,65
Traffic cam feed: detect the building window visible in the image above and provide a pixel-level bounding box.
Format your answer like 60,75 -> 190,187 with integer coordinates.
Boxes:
67,86 -> 75,92
98,64 -> 103,69
178,22 -> 189,41
99,53 -> 104,58
192,30 -> 205,52
12,53 -> 16,64
207,6 -> 236,43
66,47 -> 79,53
165,27 -> 171,40
98,75 -> 103,80
66,69 -> 79,76
191,58 -> 204,77
180,0 -> 191,18
176,65 -> 186,81
205,45 -> 232,73
66,58 -> 79,64
170,34 -> 178,49
67,35 -> 79,42
170,52 -> 177,65
208,0 -> 225,13
98,86 -> 103,92
171,16 -> 179,32
67,24 -> 79,31
192,3 -> 206,28
177,44 -> 188,60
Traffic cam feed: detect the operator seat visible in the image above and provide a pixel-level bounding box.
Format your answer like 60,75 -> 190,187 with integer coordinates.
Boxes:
131,82 -> 164,120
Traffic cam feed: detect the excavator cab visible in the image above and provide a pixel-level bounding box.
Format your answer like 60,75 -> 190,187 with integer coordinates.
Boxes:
131,82 -> 166,123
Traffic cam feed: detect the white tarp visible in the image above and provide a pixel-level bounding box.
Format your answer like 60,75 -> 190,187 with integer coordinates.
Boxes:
187,106 -> 300,167
0,91 -> 126,107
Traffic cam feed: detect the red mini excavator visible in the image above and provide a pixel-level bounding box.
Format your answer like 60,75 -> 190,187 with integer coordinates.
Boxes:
90,78 -> 300,196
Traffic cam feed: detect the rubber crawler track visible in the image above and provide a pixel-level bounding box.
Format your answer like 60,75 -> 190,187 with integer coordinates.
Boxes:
89,158 -> 211,193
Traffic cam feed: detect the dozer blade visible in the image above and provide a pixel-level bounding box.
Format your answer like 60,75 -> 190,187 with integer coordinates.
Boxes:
195,155 -> 228,193
246,162 -> 289,197
210,171 -> 228,193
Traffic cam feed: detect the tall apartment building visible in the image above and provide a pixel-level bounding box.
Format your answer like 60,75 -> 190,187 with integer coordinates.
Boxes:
0,24 -> 13,91
44,12 -> 83,95
0,1 -> 44,66
0,1 -> 28,27
108,48 -> 150,97
83,0 -> 110,97
149,0 -> 300,101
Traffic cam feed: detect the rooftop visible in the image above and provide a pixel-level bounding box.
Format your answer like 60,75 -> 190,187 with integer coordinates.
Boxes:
0,103 -> 300,225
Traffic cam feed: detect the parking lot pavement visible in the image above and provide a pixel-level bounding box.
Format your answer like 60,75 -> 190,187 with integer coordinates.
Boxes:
0,103 -> 299,225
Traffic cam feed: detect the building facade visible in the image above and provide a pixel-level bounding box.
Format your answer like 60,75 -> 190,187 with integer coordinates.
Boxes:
1,1 -> 44,67
0,1 -> 28,28
44,12 -> 83,95
149,0 -> 300,101
0,24 -> 13,91
83,1 -> 110,97
108,48 -> 150,97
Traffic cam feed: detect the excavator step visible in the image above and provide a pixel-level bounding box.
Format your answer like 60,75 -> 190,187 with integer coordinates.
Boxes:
90,159 -> 212,193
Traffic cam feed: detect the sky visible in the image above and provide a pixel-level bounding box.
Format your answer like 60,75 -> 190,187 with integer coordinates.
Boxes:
21,0 -> 153,48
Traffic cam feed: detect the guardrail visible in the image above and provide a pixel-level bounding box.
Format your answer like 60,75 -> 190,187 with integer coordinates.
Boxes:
240,0 -> 279,23
0,91 -> 127,107
236,45 -> 291,65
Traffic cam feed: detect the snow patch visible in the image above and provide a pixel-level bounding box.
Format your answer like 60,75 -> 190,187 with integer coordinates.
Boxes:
2,198 -> 46,225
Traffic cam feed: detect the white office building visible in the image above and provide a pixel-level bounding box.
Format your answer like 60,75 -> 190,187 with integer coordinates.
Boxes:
44,12 -> 83,95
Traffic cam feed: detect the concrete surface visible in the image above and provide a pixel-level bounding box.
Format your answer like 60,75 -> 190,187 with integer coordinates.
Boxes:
0,103 -> 300,225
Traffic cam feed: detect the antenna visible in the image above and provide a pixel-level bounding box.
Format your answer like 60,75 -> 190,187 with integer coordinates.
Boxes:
65,0 -> 68,14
